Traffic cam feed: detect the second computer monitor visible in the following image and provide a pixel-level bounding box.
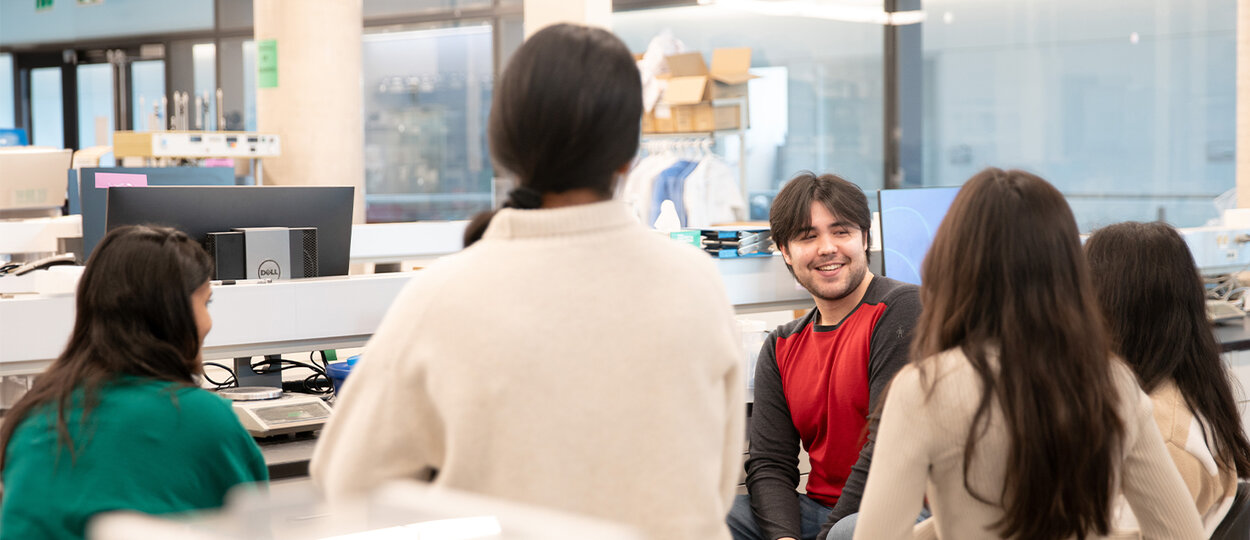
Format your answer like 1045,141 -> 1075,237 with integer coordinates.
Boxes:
105,185 -> 355,277
78,167 -> 238,260
878,186 -> 961,285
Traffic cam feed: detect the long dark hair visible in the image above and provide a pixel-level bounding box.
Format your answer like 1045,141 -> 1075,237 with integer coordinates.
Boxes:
0,225 -> 213,470
1086,221 -> 1250,477
914,168 -> 1122,539
463,23 -> 642,246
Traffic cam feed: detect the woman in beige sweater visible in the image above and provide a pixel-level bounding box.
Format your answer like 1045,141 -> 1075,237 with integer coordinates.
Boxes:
851,169 -> 1204,540
1087,221 -> 1250,535
311,24 -> 744,540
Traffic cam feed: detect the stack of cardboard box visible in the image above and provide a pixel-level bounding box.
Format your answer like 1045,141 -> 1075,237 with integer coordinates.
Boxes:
642,48 -> 757,134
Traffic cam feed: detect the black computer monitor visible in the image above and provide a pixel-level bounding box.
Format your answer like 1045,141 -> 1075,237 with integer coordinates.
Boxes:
878,186 -> 962,285
78,167 -> 237,260
105,185 -> 355,277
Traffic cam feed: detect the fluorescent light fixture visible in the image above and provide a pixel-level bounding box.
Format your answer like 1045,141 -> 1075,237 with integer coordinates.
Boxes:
700,0 -> 925,26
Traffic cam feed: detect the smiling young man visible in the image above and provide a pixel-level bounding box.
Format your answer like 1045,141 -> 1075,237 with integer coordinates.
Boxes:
727,173 -> 920,540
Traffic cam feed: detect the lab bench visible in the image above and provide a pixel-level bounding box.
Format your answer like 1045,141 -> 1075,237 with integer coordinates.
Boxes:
1215,318 -> 1250,352
259,434 -> 319,480
1,254 -> 811,481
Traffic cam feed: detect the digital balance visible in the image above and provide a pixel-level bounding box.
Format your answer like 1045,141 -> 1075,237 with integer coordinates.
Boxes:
220,386 -> 333,437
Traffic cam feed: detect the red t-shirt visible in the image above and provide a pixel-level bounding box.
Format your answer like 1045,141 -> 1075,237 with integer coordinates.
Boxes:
744,276 -> 920,539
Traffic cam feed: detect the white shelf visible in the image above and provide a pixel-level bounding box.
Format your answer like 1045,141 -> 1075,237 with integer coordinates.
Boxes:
719,255 -> 810,313
0,215 -> 82,256
0,216 -> 468,264
350,221 -> 468,263
0,273 -> 415,373
0,256 -> 807,374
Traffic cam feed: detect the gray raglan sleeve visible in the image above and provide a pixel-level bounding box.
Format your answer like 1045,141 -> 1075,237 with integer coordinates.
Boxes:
820,285 -> 921,536
744,331 -> 804,540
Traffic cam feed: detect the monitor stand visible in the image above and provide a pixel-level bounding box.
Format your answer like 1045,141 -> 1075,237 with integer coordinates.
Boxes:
233,355 -> 284,388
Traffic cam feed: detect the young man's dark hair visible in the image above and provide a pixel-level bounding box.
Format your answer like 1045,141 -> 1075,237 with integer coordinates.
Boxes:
727,171 -> 920,540
769,172 -> 872,271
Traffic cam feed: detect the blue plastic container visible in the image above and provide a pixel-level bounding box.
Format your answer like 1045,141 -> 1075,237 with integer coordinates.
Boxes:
327,355 -> 360,395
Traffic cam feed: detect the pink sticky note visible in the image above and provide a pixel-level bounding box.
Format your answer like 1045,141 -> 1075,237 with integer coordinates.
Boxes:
204,158 -> 235,168
96,172 -> 149,188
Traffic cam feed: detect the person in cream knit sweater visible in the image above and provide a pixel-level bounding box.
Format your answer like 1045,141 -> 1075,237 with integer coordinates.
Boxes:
310,24 -> 744,540
851,169 -> 1204,540
1087,221 -> 1250,536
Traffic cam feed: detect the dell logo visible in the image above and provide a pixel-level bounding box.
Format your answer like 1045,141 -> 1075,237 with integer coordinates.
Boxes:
258,259 -> 282,279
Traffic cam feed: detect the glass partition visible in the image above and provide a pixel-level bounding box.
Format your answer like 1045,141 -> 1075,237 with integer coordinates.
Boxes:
362,23 -> 495,222
921,0 -> 1236,230
0,54 -> 14,129
31,67 -> 64,148
76,63 -> 114,148
130,60 -> 165,131
614,3 -> 885,219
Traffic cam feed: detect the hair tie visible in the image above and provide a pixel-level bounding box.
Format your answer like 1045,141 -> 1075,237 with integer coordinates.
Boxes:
505,187 -> 543,210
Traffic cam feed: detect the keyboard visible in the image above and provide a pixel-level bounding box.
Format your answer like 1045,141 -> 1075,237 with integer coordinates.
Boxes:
1206,300 -> 1246,324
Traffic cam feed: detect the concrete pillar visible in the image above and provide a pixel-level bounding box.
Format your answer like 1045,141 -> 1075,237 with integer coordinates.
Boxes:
254,0 -> 365,223
1239,0 -> 1250,207
523,0 -> 612,39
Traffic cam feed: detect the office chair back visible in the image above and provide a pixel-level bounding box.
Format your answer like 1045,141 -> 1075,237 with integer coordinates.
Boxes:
1211,481 -> 1250,540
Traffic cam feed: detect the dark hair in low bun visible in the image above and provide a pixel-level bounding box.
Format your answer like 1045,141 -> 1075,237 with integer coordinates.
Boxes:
463,23 -> 643,247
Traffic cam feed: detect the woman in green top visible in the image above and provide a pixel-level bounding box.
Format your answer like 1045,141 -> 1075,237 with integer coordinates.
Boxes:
0,225 -> 268,540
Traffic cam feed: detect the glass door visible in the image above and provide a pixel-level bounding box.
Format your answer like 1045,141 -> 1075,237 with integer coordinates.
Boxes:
14,51 -> 71,149
14,46 -> 167,151
29,66 -> 65,148
75,61 -> 115,149
130,59 -> 167,132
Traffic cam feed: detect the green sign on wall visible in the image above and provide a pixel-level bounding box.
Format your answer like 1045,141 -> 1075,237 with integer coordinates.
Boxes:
35,0 -> 53,11
258,39 -> 278,89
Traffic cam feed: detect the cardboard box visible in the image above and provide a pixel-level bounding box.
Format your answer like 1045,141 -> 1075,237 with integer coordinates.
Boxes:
643,48 -> 756,134
713,103 -> 742,130
649,104 -> 676,133
709,48 -> 756,99
644,102 -> 742,134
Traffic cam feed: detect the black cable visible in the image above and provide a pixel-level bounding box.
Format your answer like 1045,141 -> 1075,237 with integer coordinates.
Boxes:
203,361 -> 238,389
303,372 -> 333,394
310,350 -> 328,373
307,351 -> 332,393
251,358 -> 329,378
250,357 -> 334,395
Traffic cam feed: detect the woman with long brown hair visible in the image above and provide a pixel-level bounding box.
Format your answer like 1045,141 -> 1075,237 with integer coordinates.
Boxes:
849,169 -> 1203,539
1087,221 -> 1250,535
0,225 -> 267,540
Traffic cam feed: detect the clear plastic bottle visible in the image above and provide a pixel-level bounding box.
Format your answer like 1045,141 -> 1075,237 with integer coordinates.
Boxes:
738,319 -> 768,398
653,199 -> 682,232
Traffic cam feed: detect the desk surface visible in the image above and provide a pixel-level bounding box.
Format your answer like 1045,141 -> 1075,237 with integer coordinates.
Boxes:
1215,318 -> 1250,352
258,433 -> 318,480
